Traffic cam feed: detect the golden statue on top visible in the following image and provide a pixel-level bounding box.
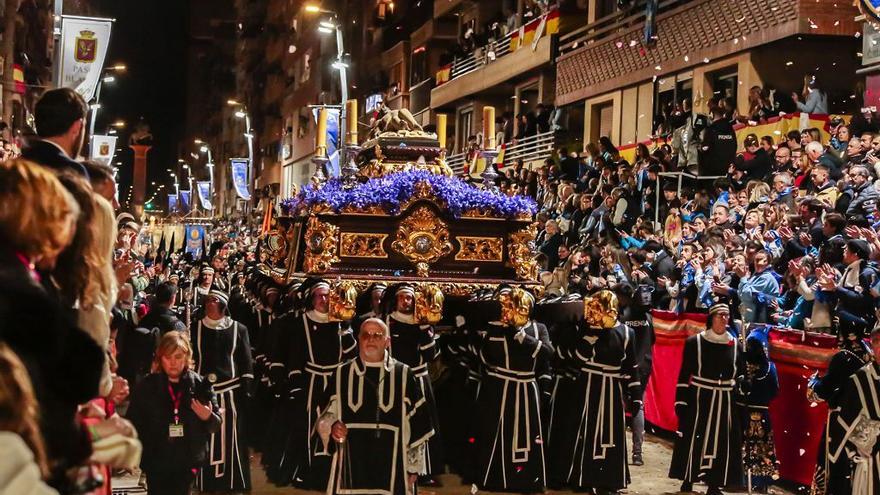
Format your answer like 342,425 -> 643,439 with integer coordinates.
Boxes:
583,290 -> 619,329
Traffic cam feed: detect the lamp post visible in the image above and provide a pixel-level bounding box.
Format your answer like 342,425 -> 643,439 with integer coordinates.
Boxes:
307,5 -> 350,166
227,100 -> 255,200
195,139 -> 215,217
88,64 -> 126,141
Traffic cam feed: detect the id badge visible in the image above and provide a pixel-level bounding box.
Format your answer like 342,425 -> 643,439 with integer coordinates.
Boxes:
169,423 -> 184,438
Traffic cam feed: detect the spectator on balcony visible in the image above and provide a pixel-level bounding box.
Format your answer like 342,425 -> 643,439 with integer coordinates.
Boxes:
699,106 -> 737,177
745,86 -> 775,123
599,136 -> 620,164
793,75 -> 828,115
500,112 -> 514,144
516,112 -> 537,140
535,103 -> 552,134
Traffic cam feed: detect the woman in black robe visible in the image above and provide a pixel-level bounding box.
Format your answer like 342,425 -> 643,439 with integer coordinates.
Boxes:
669,303 -> 743,495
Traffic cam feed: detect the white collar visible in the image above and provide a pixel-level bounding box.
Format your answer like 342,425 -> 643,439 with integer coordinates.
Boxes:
202,316 -> 233,329
841,260 -> 862,288
701,328 -> 734,344
390,311 -> 416,324
306,309 -> 329,323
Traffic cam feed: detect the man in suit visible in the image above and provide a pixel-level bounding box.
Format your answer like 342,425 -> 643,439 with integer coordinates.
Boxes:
22,88 -> 89,177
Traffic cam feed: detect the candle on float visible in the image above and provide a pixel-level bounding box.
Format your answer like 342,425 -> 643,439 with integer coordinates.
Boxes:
483,106 -> 496,149
346,99 -> 358,145
436,113 -> 447,150
316,108 -> 328,154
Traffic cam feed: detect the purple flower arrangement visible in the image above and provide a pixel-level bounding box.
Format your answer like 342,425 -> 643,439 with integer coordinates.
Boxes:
280,170 -> 536,219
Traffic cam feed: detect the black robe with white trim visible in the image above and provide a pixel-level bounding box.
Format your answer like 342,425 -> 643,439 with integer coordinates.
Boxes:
829,362 -> 880,495
669,330 -> 743,488
275,311 -> 358,487
387,312 -> 443,475
191,316 -> 254,492
474,321 -> 552,492
562,321 -> 640,491
318,356 -> 435,495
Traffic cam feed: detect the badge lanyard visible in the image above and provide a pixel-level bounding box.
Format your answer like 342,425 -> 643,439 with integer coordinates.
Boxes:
168,383 -> 183,424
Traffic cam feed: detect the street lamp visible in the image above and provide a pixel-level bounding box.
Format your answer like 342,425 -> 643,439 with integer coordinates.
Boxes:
307,5 -> 349,161
228,100 -> 254,197
89,63 -> 126,139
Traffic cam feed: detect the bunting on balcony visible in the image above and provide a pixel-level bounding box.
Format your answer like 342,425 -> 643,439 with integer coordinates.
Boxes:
12,64 -> 24,94
435,63 -> 452,85
509,9 -> 559,52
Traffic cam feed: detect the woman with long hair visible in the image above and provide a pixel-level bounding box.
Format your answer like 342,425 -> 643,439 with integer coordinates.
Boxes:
0,343 -> 55,493
794,74 -> 828,114
0,160 -> 106,491
599,136 -> 620,163
128,332 -> 221,495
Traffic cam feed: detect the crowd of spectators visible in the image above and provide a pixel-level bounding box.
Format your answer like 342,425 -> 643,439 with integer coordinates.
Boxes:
498,92 -> 880,340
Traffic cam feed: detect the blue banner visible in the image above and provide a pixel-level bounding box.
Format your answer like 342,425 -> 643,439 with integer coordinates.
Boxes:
313,107 -> 340,177
196,181 -> 213,210
168,193 -> 178,214
180,190 -> 191,213
231,158 -> 251,200
184,224 -> 205,258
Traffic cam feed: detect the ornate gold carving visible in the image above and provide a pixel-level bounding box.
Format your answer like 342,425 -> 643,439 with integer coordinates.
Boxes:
415,284 -> 445,324
499,287 -> 535,328
583,290 -> 619,329
508,223 -> 538,281
340,204 -> 386,215
391,205 -> 453,277
455,236 -> 503,262
329,280 -> 358,322
263,229 -> 288,265
302,216 -> 339,273
340,232 -> 388,258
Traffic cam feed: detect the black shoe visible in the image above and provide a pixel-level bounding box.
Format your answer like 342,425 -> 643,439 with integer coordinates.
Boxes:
631,453 -> 644,466
679,480 -> 693,493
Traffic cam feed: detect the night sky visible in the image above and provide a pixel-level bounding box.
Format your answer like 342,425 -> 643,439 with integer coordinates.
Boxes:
89,0 -> 189,205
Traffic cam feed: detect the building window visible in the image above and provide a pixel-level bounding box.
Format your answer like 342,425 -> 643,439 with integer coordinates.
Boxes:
411,45 -> 428,86
589,100 -> 614,144
654,71 -> 692,134
710,67 -> 738,108
457,108 -> 473,153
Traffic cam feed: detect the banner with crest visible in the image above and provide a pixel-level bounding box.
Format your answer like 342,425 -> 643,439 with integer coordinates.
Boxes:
89,135 -> 117,165
59,16 -> 113,101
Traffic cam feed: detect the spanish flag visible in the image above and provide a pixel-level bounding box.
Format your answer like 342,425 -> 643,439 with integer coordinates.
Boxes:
519,16 -> 541,47
12,64 -> 24,94
435,64 -> 452,85
494,143 -> 506,167
546,8 -> 560,35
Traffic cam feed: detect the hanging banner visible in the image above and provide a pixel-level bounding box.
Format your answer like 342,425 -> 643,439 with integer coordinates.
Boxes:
89,135 -> 117,165
59,16 -> 113,101
184,224 -> 206,258
196,181 -> 213,210
167,193 -> 178,214
179,190 -> 192,213
644,0 -> 658,45
230,158 -> 251,200
312,107 -> 340,177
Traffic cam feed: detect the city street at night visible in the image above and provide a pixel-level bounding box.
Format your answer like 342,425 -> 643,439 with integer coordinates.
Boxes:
2,0 -> 880,495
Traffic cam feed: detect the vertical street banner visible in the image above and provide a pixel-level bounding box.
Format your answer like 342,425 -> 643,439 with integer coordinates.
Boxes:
312,107 -> 340,177
59,16 -> 113,101
179,190 -> 192,213
196,181 -> 213,210
168,193 -> 178,214
643,0 -> 658,45
184,224 -> 206,258
90,135 -> 117,165
230,158 -> 251,200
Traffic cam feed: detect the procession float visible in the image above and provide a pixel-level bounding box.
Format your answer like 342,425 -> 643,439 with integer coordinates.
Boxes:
257,102 -> 541,325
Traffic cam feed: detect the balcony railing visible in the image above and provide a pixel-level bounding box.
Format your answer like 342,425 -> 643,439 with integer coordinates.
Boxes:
558,0 -> 691,56
445,130 -> 556,175
435,8 -> 559,86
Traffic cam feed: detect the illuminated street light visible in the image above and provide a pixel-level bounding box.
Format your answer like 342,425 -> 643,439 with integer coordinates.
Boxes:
226,99 -> 240,106
194,138 -> 204,144
305,4 -> 321,12
318,25 -> 333,34
200,145 -> 208,153
234,110 -> 246,119
112,120 -> 126,128
103,75 -> 116,83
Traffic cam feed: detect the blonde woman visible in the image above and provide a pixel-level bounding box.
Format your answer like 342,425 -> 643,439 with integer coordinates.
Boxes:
53,173 -> 117,397
0,343 -> 56,494
0,159 -> 106,489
